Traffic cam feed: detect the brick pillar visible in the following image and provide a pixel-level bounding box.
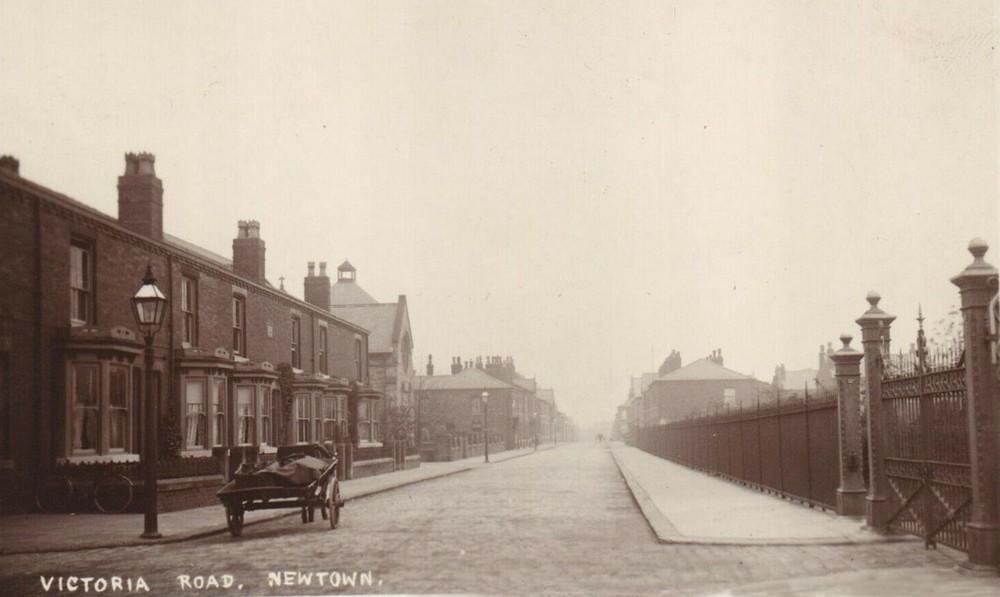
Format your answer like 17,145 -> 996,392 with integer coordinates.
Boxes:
830,333 -> 866,517
951,238 -> 1000,568
857,291 -> 895,530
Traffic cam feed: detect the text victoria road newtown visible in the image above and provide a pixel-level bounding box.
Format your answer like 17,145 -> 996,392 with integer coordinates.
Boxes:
39,570 -> 383,593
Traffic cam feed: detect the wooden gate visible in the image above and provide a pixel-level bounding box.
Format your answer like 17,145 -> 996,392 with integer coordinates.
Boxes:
881,311 -> 971,550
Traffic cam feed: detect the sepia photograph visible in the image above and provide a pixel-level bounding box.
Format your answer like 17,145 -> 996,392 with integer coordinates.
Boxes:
0,1 -> 998,595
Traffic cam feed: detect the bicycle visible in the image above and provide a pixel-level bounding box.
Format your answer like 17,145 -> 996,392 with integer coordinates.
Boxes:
35,470 -> 134,514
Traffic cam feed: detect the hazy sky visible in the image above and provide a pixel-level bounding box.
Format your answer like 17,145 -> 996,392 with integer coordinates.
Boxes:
2,1 -> 997,429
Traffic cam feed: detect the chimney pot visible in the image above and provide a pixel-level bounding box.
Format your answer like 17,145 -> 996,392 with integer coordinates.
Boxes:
304,259 -> 331,309
0,155 -> 19,175
233,219 -> 266,281
118,151 -> 164,240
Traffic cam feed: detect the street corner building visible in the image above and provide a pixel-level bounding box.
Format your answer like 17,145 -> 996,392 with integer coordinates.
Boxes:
413,355 -> 571,462
0,152 -> 403,514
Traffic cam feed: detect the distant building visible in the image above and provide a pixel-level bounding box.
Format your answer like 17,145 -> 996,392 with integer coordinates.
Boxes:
642,350 -> 765,424
322,261 -> 415,447
414,355 -> 569,460
414,365 -> 514,461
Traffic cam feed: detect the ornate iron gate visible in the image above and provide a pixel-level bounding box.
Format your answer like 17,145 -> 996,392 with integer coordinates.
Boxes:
881,311 -> 971,550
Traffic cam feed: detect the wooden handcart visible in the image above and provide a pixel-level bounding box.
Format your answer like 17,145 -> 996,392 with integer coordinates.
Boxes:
216,444 -> 343,537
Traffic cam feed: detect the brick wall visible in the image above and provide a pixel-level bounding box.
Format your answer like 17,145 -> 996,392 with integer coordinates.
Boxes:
418,387 -> 513,444
644,378 -> 761,423
0,172 -> 371,478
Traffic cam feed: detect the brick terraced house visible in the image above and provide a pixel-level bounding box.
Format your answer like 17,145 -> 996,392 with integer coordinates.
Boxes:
0,152 -> 384,512
414,355 -> 570,461
641,351 -> 766,425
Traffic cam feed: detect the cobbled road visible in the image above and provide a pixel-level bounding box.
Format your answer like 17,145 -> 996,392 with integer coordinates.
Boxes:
0,444 -> 973,596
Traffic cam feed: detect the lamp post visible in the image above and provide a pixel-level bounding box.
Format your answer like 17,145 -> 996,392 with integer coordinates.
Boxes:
481,391 -> 490,463
131,264 -> 167,539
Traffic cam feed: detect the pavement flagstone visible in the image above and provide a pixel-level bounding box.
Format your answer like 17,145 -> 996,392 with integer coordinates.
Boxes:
610,442 -> 902,545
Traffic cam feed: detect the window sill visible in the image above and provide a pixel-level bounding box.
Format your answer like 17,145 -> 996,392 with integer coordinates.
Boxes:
358,441 -> 383,448
59,453 -> 141,465
180,449 -> 213,458
260,445 -> 277,454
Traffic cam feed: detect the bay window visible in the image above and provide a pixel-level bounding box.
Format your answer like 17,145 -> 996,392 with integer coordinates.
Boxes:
260,388 -> 273,446
212,379 -> 226,447
358,399 -> 382,443
184,379 -> 207,450
108,366 -> 129,451
312,394 -> 323,443
337,395 -> 348,440
295,393 -> 311,443
237,386 -> 255,445
71,364 -> 100,452
322,395 -> 336,443
68,361 -> 136,457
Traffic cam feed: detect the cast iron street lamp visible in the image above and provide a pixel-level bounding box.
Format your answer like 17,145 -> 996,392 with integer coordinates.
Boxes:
481,391 -> 490,463
131,264 -> 167,539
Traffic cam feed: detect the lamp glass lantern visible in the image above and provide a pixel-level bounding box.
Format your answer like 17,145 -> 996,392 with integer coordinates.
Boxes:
131,265 -> 168,337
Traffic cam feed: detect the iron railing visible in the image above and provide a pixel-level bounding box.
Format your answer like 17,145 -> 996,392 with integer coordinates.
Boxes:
636,389 -> 842,511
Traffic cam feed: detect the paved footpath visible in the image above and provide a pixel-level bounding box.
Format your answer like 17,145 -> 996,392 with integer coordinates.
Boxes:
611,443 -> 884,544
0,443 -> 996,596
0,445 -> 546,554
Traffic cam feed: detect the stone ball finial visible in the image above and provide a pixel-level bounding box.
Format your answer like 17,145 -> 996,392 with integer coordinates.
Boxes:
969,237 -> 988,259
866,291 -> 881,308
839,333 -> 853,349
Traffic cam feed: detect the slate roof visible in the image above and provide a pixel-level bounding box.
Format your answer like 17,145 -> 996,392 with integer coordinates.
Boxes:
414,367 -> 515,392
652,358 -> 753,382
163,233 -> 232,268
331,303 -> 398,354
0,167 -> 363,330
330,280 -> 378,306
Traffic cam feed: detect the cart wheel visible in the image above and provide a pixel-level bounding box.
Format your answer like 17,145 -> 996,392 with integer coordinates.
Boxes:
327,480 -> 341,529
226,505 -> 244,538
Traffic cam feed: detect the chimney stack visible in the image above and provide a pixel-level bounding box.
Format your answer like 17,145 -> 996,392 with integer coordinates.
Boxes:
426,355 -> 434,376
304,260 -> 330,309
0,155 -> 19,176
233,220 -> 266,282
117,152 -> 163,240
